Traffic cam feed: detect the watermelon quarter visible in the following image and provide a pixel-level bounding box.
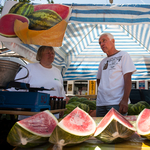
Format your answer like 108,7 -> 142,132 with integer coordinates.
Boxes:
94,108 -> 136,143
49,107 -> 96,149
136,108 -> 150,139
7,110 -> 58,148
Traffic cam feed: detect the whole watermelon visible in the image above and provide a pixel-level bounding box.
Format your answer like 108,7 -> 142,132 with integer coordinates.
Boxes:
68,96 -> 80,104
64,104 -> 76,115
129,101 -> 150,115
78,103 -> 90,113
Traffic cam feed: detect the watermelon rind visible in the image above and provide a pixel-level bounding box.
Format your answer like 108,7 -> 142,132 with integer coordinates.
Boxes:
49,107 -> 96,147
136,108 -> 150,139
7,110 -> 58,148
7,123 -> 48,148
94,108 -> 136,143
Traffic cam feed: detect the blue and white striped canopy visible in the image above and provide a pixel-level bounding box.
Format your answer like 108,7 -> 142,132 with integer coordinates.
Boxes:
2,4 -> 150,81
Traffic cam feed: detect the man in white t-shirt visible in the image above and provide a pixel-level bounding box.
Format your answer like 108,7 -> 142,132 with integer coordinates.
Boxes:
96,33 -> 136,117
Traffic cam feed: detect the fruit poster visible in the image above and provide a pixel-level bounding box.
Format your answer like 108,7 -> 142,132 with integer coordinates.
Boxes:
0,1 -> 72,47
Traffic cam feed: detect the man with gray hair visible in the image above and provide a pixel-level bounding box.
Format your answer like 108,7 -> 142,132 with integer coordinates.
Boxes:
96,33 -> 136,117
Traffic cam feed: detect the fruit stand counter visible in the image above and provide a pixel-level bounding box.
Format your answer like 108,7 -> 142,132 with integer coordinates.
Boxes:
0,109 -> 66,116
14,134 -> 150,150
13,116 -> 150,150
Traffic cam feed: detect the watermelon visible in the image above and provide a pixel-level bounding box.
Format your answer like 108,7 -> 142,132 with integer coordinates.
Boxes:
94,108 -> 136,143
68,96 -> 80,103
136,108 -> 150,139
82,100 -> 96,110
64,103 -> 76,115
78,103 -> 90,113
7,110 -> 58,148
49,107 -> 96,149
128,101 -> 150,115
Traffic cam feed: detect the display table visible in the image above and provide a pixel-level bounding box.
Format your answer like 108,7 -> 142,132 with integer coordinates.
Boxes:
14,134 -> 150,150
0,109 -> 66,116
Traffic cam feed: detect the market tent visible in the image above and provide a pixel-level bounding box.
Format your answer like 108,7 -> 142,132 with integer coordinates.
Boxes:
2,4 -> 150,81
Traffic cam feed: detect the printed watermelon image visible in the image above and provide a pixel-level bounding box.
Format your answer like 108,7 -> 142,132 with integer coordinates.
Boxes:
94,108 -> 136,143
7,110 -> 58,148
9,2 -> 34,16
33,4 -> 71,21
136,108 -> 150,140
49,107 -> 96,150
0,13 -> 29,37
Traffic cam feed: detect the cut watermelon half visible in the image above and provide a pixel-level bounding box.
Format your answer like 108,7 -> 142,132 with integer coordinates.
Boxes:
94,108 -> 136,143
49,107 -> 96,148
7,110 -> 58,148
136,108 -> 150,139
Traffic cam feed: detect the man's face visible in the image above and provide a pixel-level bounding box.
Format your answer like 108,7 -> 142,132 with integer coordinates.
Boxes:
99,34 -> 114,55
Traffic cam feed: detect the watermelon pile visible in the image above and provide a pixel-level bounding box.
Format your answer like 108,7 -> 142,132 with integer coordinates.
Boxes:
128,101 -> 150,115
63,96 -> 96,117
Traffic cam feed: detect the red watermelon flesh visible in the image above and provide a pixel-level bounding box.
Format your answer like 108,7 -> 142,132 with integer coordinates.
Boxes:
0,13 -> 29,37
94,108 -> 135,137
59,107 -> 96,136
136,108 -> 150,135
18,110 -> 58,137
33,4 -> 71,20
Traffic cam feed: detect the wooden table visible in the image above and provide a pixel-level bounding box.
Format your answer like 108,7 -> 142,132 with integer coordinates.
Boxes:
0,109 -> 66,116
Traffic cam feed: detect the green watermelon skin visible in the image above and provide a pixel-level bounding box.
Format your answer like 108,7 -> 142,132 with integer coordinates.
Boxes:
68,96 -> 80,103
95,119 -> 135,143
7,110 -> 58,148
94,108 -> 135,144
49,125 -> 90,146
49,107 -> 96,148
82,100 -> 96,110
78,103 -> 90,113
27,9 -> 62,30
7,122 -> 48,148
9,2 -> 34,16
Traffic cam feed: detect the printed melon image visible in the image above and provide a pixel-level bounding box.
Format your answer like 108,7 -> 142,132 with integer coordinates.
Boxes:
49,107 -> 96,150
94,108 -> 136,143
7,110 -> 58,148
136,108 -> 150,139
0,13 -> 29,37
33,4 -> 71,21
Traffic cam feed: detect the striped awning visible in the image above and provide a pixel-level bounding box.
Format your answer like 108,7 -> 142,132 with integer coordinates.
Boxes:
2,4 -> 150,81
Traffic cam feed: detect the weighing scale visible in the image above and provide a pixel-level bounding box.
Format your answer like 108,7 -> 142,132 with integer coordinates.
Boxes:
0,81 -> 52,112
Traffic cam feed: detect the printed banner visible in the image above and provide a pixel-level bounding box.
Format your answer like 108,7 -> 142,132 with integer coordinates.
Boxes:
0,1 -> 72,47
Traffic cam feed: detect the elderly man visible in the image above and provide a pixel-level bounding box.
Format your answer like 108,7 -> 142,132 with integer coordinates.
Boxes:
96,33 -> 136,117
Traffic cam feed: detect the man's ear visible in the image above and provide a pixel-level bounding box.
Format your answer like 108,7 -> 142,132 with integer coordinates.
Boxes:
112,38 -> 115,44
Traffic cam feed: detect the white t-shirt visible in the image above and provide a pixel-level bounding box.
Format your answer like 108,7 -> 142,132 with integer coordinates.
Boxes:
13,62 -> 66,98
96,51 -> 136,106
9,62 -> 66,119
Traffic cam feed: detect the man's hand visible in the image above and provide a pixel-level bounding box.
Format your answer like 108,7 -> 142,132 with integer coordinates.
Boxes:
119,99 -> 128,114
